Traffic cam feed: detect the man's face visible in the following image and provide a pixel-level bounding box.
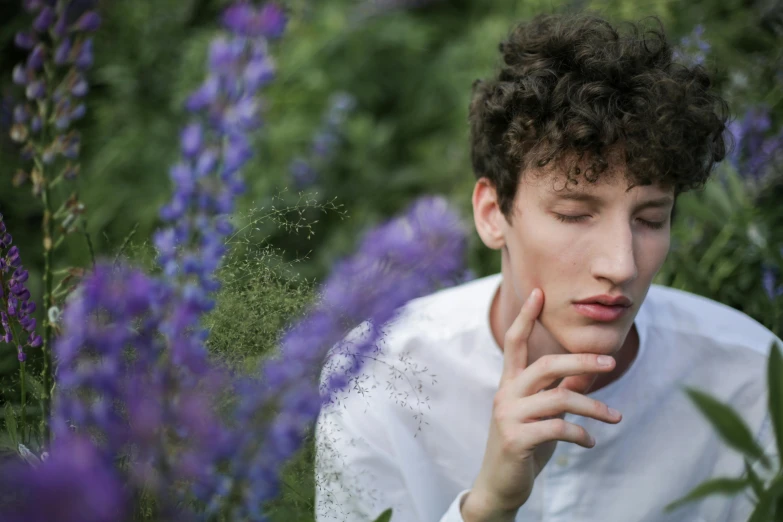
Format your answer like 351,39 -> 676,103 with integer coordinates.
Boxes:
478,156 -> 674,355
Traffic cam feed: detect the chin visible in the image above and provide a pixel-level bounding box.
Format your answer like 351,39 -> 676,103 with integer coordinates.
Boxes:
557,323 -> 631,355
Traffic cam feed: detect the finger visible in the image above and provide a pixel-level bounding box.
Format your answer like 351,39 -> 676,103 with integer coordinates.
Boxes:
515,387 -> 622,424
500,288 -> 544,385
517,418 -> 596,449
559,373 -> 599,395
511,353 -> 616,397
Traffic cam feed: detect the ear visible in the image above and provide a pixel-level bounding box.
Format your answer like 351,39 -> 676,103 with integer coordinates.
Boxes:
472,177 -> 506,250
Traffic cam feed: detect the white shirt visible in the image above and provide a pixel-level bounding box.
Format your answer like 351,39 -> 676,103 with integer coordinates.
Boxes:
315,273 -> 781,522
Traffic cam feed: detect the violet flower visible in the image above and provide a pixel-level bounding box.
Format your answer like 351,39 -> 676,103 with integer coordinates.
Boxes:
289,92 -> 356,190
673,24 -> 711,67
50,262 -> 235,520
727,105 -> 783,181
153,1 -> 286,377
0,434 -> 127,522
10,0 -> 100,194
0,213 -> 42,362
762,258 -> 783,301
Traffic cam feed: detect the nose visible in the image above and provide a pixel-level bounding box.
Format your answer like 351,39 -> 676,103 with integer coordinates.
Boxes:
590,221 -> 638,286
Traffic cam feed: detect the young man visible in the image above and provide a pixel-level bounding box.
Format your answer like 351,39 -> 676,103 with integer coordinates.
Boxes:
315,12 -> 781,522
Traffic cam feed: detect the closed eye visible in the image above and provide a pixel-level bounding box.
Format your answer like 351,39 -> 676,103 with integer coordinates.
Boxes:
554,213 -> 667,229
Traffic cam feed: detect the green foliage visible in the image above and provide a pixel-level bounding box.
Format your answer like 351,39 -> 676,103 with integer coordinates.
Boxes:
666,341 -> 783,520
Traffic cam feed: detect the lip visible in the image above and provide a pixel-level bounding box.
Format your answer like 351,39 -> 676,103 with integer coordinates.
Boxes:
573,303 -> 630,322
574,294 -> 632,307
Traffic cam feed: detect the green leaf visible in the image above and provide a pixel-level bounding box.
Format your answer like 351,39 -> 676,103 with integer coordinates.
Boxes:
768,341 -> 783,472
372,508 -> 393,522
748,473 -> 783,522
664,477 -> 749,513
745,459 -> 765,500
3,404 -> 18,448
685,387 -> 771,469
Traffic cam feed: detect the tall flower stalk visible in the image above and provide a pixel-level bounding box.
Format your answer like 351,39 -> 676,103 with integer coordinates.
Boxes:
0,214 -> 43,441
9,0 -> 101,445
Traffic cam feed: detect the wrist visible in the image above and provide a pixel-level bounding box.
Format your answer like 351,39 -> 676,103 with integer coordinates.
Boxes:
460,489 -> 520,522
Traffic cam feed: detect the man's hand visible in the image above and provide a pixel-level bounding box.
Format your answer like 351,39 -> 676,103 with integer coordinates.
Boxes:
461,288 -> 623,521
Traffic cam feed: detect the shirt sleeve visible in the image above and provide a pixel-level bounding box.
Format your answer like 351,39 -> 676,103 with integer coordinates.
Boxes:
314,396 -> 472,522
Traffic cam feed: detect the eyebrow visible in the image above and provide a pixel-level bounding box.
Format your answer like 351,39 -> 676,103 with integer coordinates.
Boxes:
549,192 -> 674,211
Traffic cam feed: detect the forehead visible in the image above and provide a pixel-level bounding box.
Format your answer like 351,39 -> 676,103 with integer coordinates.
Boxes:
521,155 -> 674,202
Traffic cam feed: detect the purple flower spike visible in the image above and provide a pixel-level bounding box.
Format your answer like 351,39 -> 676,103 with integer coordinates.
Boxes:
0,214 -> 42,363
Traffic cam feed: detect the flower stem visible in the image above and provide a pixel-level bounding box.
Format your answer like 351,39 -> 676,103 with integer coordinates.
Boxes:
40,174 -> 53,446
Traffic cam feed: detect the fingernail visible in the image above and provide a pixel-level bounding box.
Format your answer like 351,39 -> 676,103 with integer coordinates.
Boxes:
597,355 -> 614,367
528,289 -> 538,302
608,407 -> 621,418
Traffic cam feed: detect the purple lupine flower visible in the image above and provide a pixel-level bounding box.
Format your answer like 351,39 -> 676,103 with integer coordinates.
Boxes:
727,105 -> 783,180
51,263 -> 234,518
206,195 -> 467,519
762,263 -> 783,301
673,24 -> 711,67
0,214 -> 43,361
288,91 -> 356,189
10,0 -> 101,193
0,434 -> 127,522
153,1 -> 286,377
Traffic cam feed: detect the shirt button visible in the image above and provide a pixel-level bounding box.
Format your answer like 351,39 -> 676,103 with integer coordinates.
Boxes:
556,455 -> 569,467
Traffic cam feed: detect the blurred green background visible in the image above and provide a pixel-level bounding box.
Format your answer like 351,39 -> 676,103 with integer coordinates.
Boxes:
0,0 -> 782,519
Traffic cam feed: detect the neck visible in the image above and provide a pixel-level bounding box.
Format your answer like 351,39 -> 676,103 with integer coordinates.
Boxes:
488,270 -> 639,394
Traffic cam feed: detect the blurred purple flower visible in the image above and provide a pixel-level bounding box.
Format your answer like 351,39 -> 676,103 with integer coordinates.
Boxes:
222,2 -> 287,39
727,105 -> 783,180
10,0 -> 100,191
673,24 -> 711,67
763,263 -> 783,301
207,195 -> 467,519
288,91 -> 356,189
0,434 -> 127,522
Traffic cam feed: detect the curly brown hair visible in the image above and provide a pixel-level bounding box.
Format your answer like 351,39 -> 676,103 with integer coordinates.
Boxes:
468,12 -> 730,219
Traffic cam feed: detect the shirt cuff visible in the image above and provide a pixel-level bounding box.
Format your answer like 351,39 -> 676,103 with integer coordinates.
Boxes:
440,489 -> 473,521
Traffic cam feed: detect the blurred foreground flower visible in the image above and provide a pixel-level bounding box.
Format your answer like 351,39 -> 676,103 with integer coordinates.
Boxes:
0,434 -> 126,522
210,195 -> 467,519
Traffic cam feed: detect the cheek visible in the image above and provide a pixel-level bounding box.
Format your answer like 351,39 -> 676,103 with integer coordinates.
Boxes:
637,233 -> 671,276
507,224 -> 576,299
